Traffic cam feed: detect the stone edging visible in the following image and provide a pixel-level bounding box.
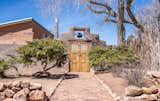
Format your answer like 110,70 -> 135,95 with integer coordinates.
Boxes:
91,69 -> 122,101
49,72 -> 68,100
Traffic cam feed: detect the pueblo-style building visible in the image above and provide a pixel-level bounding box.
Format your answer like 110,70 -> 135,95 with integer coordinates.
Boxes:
0,18 -> 53,45
60,26 -> 106,72
0,18 -> 106,72
60,26 -> 106,46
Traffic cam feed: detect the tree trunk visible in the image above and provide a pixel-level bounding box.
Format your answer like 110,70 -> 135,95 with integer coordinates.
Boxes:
117,0 -> 125,45
158,0 -> 160,32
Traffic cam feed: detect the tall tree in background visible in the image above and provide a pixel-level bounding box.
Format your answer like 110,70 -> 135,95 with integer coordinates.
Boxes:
36,0 -> 143,45
36,0 -> 84,38
87,0 -> 143,45
127,0 -> 160,69
36,0 -> 63,39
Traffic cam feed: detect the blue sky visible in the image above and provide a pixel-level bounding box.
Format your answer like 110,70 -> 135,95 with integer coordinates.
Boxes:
0,0 -> 150,45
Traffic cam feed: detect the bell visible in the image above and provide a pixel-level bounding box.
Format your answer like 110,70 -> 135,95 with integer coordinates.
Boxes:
77,33 -> 83,38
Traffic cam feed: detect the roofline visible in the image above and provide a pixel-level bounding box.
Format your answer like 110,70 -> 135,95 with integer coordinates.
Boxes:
0,17 -> 33,27
0,17 -> 53,36
31,19 -> 53,36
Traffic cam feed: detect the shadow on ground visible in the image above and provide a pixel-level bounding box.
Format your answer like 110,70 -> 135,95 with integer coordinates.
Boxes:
2,73 -> 79,80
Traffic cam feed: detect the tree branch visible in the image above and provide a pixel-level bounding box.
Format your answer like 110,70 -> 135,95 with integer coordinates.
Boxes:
126,0 -> 144,31
124,19 -> 134,24
104,18 -> 117,23
87,4 -> 107,14
88,0 -> 117,17
104,17 -> 133,24
44,63 -> 57,72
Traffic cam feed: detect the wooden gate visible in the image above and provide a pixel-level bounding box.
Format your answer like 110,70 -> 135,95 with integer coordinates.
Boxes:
68,40 -> 91,72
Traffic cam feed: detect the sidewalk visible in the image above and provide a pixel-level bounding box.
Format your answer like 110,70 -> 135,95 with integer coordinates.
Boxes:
51,72 -> 113,101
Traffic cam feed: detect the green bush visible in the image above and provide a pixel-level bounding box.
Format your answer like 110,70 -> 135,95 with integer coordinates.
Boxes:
15,39 -> 67,75
0,59 -> 9,74
89,45 -> 138,70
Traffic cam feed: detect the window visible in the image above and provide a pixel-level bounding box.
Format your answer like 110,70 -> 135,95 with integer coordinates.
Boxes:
71,44 -> 78,52
81,44 -> 87,52
41,33 -> 46,39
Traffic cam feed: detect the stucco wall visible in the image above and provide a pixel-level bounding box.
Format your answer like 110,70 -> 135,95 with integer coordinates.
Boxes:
0,21 -> 33,45
32,21 -> 53,39
0,19 -> 53,45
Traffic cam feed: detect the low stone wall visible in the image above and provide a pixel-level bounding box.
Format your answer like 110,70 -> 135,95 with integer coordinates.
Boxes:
0,81 -> 47,101
124,72 -> 160,101
125,85 -> 159,101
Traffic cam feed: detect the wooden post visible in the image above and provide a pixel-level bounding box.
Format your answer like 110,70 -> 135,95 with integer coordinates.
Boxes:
55,17 -> 59,39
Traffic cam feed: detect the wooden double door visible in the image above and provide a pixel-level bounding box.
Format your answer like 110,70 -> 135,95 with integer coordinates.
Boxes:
69,40 -> 91,72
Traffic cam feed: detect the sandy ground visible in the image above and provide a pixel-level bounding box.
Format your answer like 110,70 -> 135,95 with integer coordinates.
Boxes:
0,66 -> 67,96
97,72 -> 128,97
0,66 -> 126,101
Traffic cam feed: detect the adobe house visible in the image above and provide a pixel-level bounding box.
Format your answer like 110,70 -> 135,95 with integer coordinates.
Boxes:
0,17 -> 53,45
60,26 -> 106,46
60,26 -> 106,72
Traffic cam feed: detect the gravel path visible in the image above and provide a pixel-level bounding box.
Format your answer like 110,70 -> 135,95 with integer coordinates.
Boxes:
52,73 -> 113,101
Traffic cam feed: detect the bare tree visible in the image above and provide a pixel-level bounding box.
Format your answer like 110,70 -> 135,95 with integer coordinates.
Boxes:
87,0 -> 143,45
35,0 -> 143,45
35,0 -> 66,38
127,0 -> 160,70
118,0 -> 125,45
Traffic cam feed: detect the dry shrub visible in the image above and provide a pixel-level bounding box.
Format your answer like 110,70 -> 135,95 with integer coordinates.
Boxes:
110,62 -> 147,87
124,68 -> 146,87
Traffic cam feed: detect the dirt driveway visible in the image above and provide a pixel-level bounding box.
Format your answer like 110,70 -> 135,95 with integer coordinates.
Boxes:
52,72 -> 113,101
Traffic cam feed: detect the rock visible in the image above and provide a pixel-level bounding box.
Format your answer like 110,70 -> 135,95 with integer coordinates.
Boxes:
12,81 -> 21,88
2,98 -> 13,101
29,90 -> 46,101
4,89 -> 15,98
125,94 -> 157,101
139,94 -> 157,101
156,92 -> 160,99
125,97 -> 145,101
144,76 -> 156,87
0,83 -> 5,91
11,87 -> 21,93
156,79 -> 160,84
13,89 -> 27,101
21,81 -> 30,88
125,86 -> 143,97
0,92 -> 5,100
23,88 -> 30,95
4,82 -> 12,89
151,72 -> 160,78
30,83 -> 42,90
143,86 -> 159,94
